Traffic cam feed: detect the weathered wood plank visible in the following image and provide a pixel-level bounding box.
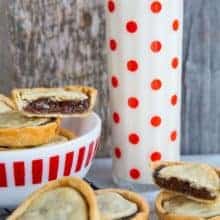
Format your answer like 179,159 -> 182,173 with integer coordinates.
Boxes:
2,0 -> 110,156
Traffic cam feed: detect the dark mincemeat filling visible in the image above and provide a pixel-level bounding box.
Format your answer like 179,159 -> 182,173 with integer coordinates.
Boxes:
153,165 -> 216,201
24,98 -> 90,114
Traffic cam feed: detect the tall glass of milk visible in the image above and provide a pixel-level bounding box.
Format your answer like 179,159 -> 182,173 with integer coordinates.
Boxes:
106,0 -> 183,190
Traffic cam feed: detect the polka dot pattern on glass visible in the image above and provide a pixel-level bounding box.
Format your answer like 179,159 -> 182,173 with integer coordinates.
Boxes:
108,0 -> 115,13
150,151 -> 162,161
127,60 -> 138,72
128,133 -> 140,145
111,75 -> 119,88
150,1 -> 162,13
126,21 -> 138,33
114,147 -> 122,159
107,0 -> 182,183
129,168 -> 141,180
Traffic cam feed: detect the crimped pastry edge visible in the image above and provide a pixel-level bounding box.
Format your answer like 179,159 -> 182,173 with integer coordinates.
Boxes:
0,118 -> 60,148
155,191 -> 220,220
151,161 -> 220,204
11,85 -> 97,118
0,94 -> 15,111
7,177 -> 101,220
95,188 -> 150,220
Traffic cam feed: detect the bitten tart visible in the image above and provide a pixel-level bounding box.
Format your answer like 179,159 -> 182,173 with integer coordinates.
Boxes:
0,111 -> 60,148
96,189 -> 149,220
0,94 -> 15,112
152,162 -> 220,203
8,177 -> 100,220
156,191 -> 220,220
12,86 -> 97,118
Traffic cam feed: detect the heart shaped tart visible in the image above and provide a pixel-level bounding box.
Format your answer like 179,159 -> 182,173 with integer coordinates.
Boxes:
0,94 -> 15,113
0,111 -> 60,147
12,86 -> 97,118
156,191 -> 220,220
152,162 -> 220,203
8,177 -> 100,220
96,189 -> 149,220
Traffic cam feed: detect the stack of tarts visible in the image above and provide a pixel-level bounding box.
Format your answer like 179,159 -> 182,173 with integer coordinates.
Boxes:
152,162 -> 220,220
0,86 -> 97,150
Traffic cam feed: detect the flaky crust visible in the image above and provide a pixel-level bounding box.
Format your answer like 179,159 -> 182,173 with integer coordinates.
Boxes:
155,191 -> 220,220
58,127 -> 77,140
0,94 -> 15,111
12,85 -> 97,118
151,161 -> 220,204
96,189 -> 149,220
0,127 -> 76,151
0,118 -> 60,148
8,177 -> 100,220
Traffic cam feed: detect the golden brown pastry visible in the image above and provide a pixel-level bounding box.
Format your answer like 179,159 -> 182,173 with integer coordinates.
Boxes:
0,112 -> 60,148
8,177 -> 100,220
0,128 -> 76,151
156,191 -> 220,220
12,86 -> 97,118
152,162 -> 220,203
0,94 -> 15,112
96,189 -> 149,220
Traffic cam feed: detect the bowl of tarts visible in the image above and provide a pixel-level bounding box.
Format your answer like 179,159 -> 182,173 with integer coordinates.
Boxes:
0,112 -> 101,207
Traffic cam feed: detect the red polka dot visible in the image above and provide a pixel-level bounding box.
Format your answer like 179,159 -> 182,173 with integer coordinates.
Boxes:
129,133 -> 140,145
113,112 -> 120,124
129,168 -> 141,179
128,97 -> 139,108
150,116 -> 162,127
171,94 -> 178,106
127,60 -> 138,72
108,0 -> 115,12
111,75 -> 119,88
150,41 -> 162,52
126,21 -> 138,33
114,147 -> 122,159
109,39 -> 117,51
151,151 -> 162,161
172,19 -> 179,31
151,79 -> 162,90
171,57 -> 179,69
151,1 -> 162,13
170,131 -> 177,141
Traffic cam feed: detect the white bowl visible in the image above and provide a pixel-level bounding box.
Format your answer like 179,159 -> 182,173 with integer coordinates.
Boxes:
0,112 -> 101,208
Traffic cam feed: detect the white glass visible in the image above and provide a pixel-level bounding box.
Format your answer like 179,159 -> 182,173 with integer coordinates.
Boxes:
106,0 -> 183,191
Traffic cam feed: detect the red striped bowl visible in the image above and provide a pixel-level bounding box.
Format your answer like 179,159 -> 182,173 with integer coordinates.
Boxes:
0,112 -> 101,207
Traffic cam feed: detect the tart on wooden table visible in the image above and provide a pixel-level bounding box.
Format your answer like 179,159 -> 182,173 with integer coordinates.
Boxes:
0,94 -> 15,112
156,191 -> 220,220
96,189 -> 149,220
152,162 -> 220,203
12,85 -> 97,118
0,111 -> 60,148
8,177 -> 100,220
0,127 -> 76,150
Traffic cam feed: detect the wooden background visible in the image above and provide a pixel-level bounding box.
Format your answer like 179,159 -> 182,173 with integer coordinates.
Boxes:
1,0 -> 220,155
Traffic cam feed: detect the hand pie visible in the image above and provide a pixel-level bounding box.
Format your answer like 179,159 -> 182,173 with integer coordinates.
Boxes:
0,94 -> 15,112
0,112 -> 60,148
96,189 -> 149,220
8,177 -> 100,220
156,191 -> 220,220
12,86 -> 97,118
0,128 -> 76,150
152,162 -> 220,203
